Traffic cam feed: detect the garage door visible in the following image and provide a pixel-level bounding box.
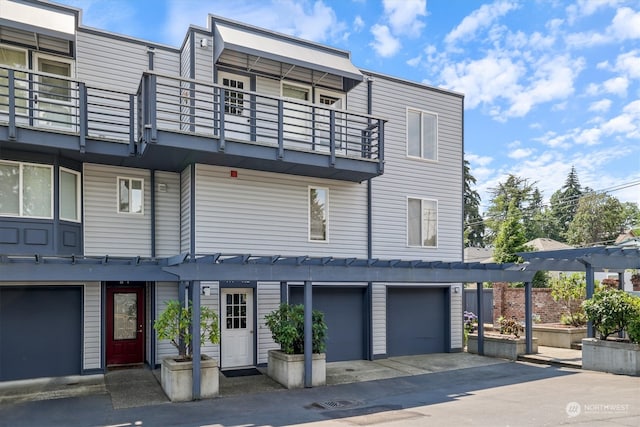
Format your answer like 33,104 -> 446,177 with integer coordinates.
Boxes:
0,287 -> 82,381
290,286 -> 366,362
387,287 -> 447,356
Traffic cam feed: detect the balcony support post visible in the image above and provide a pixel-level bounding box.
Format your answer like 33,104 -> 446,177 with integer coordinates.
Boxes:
329,110 -> 336,166
218,87 -> 225,152
149,74 -> 158,142
277,99 -> 284,159
78,82 -> 87,153
129,94 -> 136,155
8,69 -> 16,140
378,119 -> 385,173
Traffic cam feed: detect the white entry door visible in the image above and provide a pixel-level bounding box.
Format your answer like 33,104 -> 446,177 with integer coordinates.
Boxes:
219,72 -> 250,142
282,82 -> 312,148
34,54 -> 75,129
221,288 -> 254,368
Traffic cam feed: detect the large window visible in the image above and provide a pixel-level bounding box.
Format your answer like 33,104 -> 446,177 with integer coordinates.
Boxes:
309,187 -> 328,242
408,198 -> 437,247
117,177 -> 143,214
60,168 -> 80,222
0,160 -> 52,218
0,45 -> 28,115
407,109 -> 437,160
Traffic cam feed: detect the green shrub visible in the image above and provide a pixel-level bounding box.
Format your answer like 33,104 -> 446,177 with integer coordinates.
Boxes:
582,289 -> 639,340
265,303 -> 327,354
550,273 -> 587,326
626,298 -> 640,344
499,316 -> 524,338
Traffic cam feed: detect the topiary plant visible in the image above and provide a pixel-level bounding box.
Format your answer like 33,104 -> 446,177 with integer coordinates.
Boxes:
265,303 -> 327,354
154,300 -> 219,359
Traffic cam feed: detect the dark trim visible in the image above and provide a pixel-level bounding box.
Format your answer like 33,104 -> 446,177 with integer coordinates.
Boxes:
189,30 -> 196,79
445,286 -> 452,352
150,170 -> 156,258
77,27 -> 180,53
53,156 -> 60,253
149,281 -> 156,367
219,280 -> 257,289
461,96 -> 465,263
360,68 -> 464,99
280,281 -> 287,303
189,164 -> 196,256
449,347 -> 463,353
365,282 -> 373,360
82,368 -> 105,375
250,75 -> 257,142
100,282 -> 106,372
147,47 -> 154,70
372,353 -> 387,360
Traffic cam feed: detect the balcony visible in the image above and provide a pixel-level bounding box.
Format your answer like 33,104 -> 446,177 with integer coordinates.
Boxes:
0,66 -> 385,181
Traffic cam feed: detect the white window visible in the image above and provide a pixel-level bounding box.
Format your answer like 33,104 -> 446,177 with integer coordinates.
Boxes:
60,168 -> 80,222
117,177 -> 143,214
0,45 -> 28,115
407,198 -> 437,247
222,76 -> 245,116
309,186 -> 328,242
0,160 -> 53,218
407,108 -> 437,160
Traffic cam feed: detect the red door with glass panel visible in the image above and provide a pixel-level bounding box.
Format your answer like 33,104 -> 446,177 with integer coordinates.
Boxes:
106,286 -> 145,365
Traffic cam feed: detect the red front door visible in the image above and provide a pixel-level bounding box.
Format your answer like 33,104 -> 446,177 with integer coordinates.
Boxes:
106,285 -> 145,366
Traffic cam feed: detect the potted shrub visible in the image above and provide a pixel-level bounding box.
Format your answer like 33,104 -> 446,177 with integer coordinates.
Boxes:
154,300 -> 220,401
581,289 -> 640,375
532,274 -> 588,348
467,316 -> 537,360
264,303 -> 327,388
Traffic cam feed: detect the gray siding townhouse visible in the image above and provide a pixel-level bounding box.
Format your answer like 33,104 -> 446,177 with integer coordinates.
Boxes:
0,0 -> 464,382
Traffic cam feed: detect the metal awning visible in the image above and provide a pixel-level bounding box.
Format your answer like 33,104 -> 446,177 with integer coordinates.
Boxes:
212,20 -> 363,86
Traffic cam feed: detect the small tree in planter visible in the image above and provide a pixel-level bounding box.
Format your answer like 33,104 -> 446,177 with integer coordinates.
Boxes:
550,273 -> 587,327
154,300 -> 220,401
264,303 -> 328,388
581,289 -> 640,375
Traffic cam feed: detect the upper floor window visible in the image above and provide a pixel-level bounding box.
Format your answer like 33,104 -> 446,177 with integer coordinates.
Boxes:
407,197 -> 437,247
309,186 -> 328,242
0,45 -> 28,114
407,109 -> 437,161
0,160 -> 52,219
60,168 -> 81,222
117,177 -> 143,214
222,77 -> 245,116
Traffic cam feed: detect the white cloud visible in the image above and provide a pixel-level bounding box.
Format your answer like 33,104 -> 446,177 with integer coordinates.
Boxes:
574,127 -> 602,145
445,0 -> 519,46
566,0 -> 621,24
369,24 -> 401,57
565,6 -> 640,47
465,153 -> 493,167
602,76 -> 629,96
508,147 -> 534,159
613,50 -> 640,79
588,99 -> 612,113
353,15 -> 365,32
382,0 -> 427,38
406,55 -> 422,67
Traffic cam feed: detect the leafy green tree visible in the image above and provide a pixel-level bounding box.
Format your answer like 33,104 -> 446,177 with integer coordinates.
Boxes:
463,159 -> 485,247
566,192 -> 625,246
485,174 -> 543,244
621,202 -> 640,232
547,166 -> 583,242
550,273 -> 587,326
493,200 -> 530,263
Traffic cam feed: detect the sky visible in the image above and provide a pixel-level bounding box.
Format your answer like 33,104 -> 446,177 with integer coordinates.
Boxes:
57,0 -> 640,211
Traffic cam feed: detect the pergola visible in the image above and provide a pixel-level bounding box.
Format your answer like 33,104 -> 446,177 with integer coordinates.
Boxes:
2,244 -> 639,399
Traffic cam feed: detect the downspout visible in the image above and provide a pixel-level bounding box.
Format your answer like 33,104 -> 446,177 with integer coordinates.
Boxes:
150,170 -> 156,257
366,76 -> 373,360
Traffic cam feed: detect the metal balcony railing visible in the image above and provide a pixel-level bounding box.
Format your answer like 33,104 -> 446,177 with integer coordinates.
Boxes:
138,72 -> 384,163
1,66 -> 384,167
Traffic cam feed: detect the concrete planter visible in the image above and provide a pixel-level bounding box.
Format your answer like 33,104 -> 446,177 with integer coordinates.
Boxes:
161,356 -> 219,402
532,325 -> 587,348
582,338 -> 640,376
467,334 -> 538,360
267,349 -> 326,389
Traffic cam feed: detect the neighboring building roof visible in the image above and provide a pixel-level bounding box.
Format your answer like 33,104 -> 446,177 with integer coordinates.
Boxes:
525,238 -> 573,252
463,247 -> 494,263
615,230 -> 637,245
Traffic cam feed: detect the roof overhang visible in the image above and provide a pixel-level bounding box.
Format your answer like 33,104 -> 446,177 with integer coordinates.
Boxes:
212,19 -> 363,87
0,0 -> 77,41
519,245 -> 640,271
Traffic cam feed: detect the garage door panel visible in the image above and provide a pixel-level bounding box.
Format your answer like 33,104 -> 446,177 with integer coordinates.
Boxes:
387,287 -> 446,356
0,287 -> 82,381
290,287 -> 365,362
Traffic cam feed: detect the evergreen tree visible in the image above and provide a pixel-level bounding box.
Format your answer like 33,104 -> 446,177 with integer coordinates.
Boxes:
548,166 -> 582,242
493,200 -> 530,263
463,159 -> 485,247
566,191 -> 625,246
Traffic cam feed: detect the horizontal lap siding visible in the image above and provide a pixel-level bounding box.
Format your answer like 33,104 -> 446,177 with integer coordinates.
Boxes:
83,164 -> 151,257
155,282 -> 179,360
369,75 -> 463,262
155,171 -> 180,257
200,282 -> 220,360
194,165 -> 367,257
194,33 -> 213,82
450,287 -> 463,349
372,283 -> 386,356
257,282 -> 281,364
83,282 -> 101,370
180,167 -> 191,253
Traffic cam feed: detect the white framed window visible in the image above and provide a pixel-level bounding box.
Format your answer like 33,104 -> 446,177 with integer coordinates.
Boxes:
221,75 -> 245,116
407,197 -> 438,247
309,186 -> 328,242
0,160 -> 53,219
59,167 -> 81,222
407,108 -> 437,161
117,177 -> 143,214
0,44 -> 28,115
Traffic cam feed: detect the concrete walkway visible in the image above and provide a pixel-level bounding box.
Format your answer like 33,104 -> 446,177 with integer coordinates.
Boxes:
518,345 -> 583,368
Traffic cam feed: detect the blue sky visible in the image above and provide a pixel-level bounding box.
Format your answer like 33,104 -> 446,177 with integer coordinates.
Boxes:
58,0 -> 640,211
